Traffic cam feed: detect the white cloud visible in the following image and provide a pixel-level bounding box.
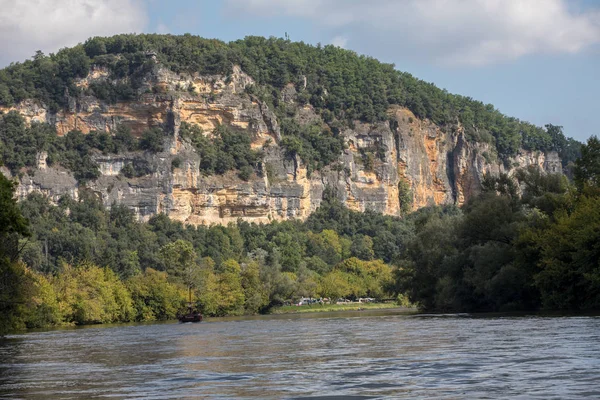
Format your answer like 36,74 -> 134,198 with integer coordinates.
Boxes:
0,0 -> 147,66
331,35 -> 347,49
224,0 -> 600,66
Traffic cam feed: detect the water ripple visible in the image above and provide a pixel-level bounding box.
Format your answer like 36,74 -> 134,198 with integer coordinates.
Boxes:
1,312 -> 600,399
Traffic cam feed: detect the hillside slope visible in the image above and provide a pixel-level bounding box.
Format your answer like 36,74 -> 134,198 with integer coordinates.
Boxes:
0,35 -> 573,224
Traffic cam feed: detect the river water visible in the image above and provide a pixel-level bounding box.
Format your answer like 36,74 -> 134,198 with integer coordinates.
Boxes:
1,309 -> 599,399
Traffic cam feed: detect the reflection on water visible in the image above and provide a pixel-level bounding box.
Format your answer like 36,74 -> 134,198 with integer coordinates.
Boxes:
1,310 -> 600,399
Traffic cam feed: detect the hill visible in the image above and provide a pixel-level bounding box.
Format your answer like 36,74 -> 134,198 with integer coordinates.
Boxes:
1,35 -> 599,330
0,34 -> 580,224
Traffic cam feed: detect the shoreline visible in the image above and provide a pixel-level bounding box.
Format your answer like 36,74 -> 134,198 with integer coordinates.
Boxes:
7,307 -> 600,337
6,306 -> 418,336
269,302 -> 416,314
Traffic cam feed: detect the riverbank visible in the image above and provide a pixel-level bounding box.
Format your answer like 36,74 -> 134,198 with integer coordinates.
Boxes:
269,302 -> 414,314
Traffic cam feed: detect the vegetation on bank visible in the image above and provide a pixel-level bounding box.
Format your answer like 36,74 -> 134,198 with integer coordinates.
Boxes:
398,136 -> 600,311
0,32 -> 596,333
1,136 -> 598,334
0,183 -> 403,333
0,34 -> 581,169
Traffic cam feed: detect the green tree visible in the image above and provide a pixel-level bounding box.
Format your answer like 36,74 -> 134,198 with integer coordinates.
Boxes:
195,257 -> 220,315
139,127 -> 166,153
215,259 -> 245,315
24,271 -> 62,328
574,136 -> 600,191
350,235 -> 375,261
533,196 -> 600,309
241,260 -> 268,313
53,262 -> 135,325
296,265 -> 319,299
159,240 -> 200,301
0,172 -> 32,334
306,229 -> 343,265
318,270 -> 351,302
126,268 -> 185,321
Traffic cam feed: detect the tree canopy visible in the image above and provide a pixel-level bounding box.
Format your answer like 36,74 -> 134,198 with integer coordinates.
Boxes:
0,34 -> 581,165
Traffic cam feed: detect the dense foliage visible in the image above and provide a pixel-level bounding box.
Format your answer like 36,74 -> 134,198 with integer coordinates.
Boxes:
180,122 -> 262,180
0,186 -> 402,332
0,172 -> 32,335
279,119 -> 345,175
1,135 -> 599,333
0,111 -> 163,182
1,34 -> 598,334
399,136 -> 600,311
0,34 -> 580,166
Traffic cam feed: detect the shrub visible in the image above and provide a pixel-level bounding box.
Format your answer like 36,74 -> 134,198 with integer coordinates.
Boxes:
139,127 -> 165,153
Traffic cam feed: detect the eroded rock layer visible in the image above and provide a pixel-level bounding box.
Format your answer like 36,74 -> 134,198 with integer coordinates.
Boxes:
1,64 -> 561,224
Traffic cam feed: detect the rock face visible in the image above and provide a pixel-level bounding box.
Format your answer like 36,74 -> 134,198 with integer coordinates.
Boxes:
2,64 -> 561,224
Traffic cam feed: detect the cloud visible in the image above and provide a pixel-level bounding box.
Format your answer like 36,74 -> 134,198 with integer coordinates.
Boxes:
225,0 -> 600,66
0,0 -> 147,66
331,35 -> 347,49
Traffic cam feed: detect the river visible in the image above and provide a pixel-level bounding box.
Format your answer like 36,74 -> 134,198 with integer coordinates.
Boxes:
1,309 -> 599,399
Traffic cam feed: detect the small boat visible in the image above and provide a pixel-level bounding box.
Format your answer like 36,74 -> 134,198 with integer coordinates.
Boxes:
178,287 -> 203,323
178,310 -> 203,323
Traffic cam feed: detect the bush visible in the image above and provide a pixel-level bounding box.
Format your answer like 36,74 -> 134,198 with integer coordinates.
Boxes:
238,165 -> 253,181
180,122 -> 261,177
121,163 -> 135,178
171,157 -> 182,169
121,160 -> 152,178
139,127 -> 165,152
279,119 -> 344,172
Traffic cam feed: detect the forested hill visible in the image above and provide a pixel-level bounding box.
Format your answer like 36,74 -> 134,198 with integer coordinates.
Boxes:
0,34 -> 580,164
1,34 -> 599,333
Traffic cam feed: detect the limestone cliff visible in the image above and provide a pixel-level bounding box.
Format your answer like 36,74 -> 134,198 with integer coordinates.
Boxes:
1,63 -> 561,224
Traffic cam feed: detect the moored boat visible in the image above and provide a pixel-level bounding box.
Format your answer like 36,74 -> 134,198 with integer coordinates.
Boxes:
178,311 -> 203,323
178,287 -> 203,323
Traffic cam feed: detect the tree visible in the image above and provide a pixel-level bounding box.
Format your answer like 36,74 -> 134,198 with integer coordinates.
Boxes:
306,230 -> 343,265
296,265 -> 319,299
362,259 -> 394,299
139,127 -> 165,153
350,235 -> 375,261
215,259 -> 245,315
574,136 -> 600,191
126,268 -> 185,321
24,271 -> 62,328
272,232 -> 304,272
0,172 -> 32,334
159,240 -> 200,305
52,262 -> 134,325
0,261 -> 34,334
533,196 -> 600,309
241,260 -> 268,313
318,270 -> 351,302
0,173 -> 30,257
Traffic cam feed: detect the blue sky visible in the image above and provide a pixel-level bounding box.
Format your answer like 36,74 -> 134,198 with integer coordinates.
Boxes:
1,0 -> 598,142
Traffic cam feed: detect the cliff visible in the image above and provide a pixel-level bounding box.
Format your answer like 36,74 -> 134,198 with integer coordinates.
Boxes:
1,62 -> 561,224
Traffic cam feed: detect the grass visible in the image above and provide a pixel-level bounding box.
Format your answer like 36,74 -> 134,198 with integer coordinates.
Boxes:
270,302 -> 409,314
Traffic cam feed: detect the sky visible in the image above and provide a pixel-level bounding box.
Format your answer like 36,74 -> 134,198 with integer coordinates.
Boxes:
0,0 -> 598,142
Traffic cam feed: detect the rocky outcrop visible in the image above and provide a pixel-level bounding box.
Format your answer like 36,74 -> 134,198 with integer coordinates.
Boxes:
2,64 -> 561,224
